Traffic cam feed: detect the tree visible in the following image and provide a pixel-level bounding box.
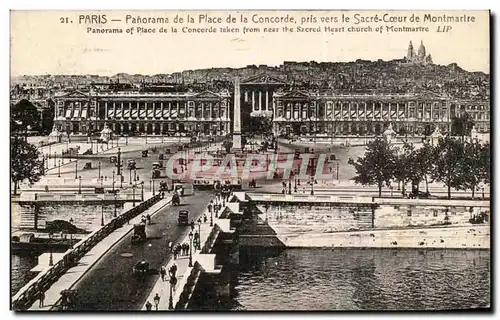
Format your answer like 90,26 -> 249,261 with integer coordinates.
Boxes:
451,112 -> 474,139
348,138 -> 396,196
461,140 -> 484,198
11,137 -> 44,195
431,136 -> 466,199
11,99 -> 41,134
480,142 -> 491,185
40,100 -> 55,135
414,142 -> 436,193
392,142 -> 418,196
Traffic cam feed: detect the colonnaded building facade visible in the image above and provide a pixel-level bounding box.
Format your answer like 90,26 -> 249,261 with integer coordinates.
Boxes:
53,89 -> 232,136
272,90 -> 490,137
53,74 -> 490,138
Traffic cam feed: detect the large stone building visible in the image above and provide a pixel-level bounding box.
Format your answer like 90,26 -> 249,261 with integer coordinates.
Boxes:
53,73 -> 490,138
53,88 -> 231,136
272,90 -> 490,137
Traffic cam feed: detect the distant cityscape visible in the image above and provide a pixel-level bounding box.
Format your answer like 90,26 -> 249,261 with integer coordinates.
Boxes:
11,41 -> 490,137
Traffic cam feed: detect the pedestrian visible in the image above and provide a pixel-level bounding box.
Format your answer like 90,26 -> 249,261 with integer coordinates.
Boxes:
208,202 -> 213,214
168,241 -> 173,252
170,263 -> 178,277
186,243 -> 190,256
203,214 -> 208,223
190,220 -> 195,231
173,247 -> 178,260
160,266 -> 166,282
39,291 -> 45,307
145,301 -> 153,311
146,214 -> 151,225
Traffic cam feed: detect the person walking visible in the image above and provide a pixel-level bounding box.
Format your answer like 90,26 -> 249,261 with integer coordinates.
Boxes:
190,220 -> 195,232
145,301 -> 153,311
170,263 -> 178,277
168,241 -> 173,253
208,201 -> 213,215
38,291 -> 45,308
173,246 -> 178,260
153,294 -> 161,310
160,266 -> 166,282
203,214 -> 208,223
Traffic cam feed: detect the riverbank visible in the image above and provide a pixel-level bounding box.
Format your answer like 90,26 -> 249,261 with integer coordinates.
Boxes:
271,225 -> 489,249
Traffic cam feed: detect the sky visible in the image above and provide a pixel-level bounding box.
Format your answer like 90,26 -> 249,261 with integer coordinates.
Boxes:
10,10 -> 490,76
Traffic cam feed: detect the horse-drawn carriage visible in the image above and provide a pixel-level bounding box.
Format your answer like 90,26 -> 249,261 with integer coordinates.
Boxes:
131,224 -> 147,244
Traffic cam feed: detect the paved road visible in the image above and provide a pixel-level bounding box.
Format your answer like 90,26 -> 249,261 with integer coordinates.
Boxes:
70,191 -> 213,311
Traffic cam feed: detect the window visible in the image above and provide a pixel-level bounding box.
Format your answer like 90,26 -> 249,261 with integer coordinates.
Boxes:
407,210 -> 412,217
433,210 -> 438,217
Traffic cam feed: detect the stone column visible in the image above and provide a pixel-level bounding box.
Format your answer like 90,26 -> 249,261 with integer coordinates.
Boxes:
160,102 -> 164,119
244,91 -> 248,103
252,91 -> 255,111
258,91 -> 262,111
265,90 -> 269,111
232,78 -> 242,150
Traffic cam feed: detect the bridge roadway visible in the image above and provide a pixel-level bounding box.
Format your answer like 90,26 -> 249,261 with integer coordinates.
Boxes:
69,191 -> 213,311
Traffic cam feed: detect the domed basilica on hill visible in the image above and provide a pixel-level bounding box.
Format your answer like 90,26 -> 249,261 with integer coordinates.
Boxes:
406,40 -> 433,65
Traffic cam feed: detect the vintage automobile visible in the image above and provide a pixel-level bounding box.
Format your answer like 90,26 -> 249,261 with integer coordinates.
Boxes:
131,224 -> 147,244
83,162 -> 92,170
127,159 -> 136,170
142,150 -> 148,158
159,181 -> 169,192
109,155 -> 117,163
178,210 -> 189,226
132,260 -> 150,275
152,162 -> 163,169
172,192 -> 181,206
152,169 -> 161,179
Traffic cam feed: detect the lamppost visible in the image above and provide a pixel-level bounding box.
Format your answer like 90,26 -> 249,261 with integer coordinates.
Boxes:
61,151 -> 64,164
112,170 -> 115,193
53,151 -> 56,167
125,134 -> 128,145
49,233 -> 54,266
132,183 -> 136,207
336,161 -> 340,181
288,180 -> 292,195
210,205 -> 214,227
114,193 -> 117,218
152,179 -> 155,196
188,231 -> 193,267
141,181 -> 144,201
310,176 -> 314,195
69,218 -> 74,248
100,175 -> 104,189
168,274 -> 176,310
58,160 -> 61,178
78,176 -> 82,194
482,187 -> 485,200
98,161 -> 101,179
197,218 -> 202,250
101,198 -> 105,226
134,168 -> 137,183
116,148 -> 122,176
75,160 -> 78,179
129,168 -> 132,185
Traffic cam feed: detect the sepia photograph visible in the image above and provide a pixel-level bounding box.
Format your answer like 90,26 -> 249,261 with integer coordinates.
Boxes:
9,9 -> 491,312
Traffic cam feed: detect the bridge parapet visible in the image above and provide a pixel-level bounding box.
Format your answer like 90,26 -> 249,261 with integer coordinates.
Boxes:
12,193 -> 163,311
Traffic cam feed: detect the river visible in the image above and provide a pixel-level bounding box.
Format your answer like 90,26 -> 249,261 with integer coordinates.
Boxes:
191,248 -> 490,311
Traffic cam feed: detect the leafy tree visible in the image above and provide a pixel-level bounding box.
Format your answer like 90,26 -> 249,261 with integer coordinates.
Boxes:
11,99 -> 41,134
414,142 -> 436,193
11,137 -> 44,195
480,142 -> 491,185
461,141 -> 484,198
451,112 -> 474,139
348,137 -> 396,197
392,142 -> 418,196
40,100 -> 55,135
431,136 -> 466,199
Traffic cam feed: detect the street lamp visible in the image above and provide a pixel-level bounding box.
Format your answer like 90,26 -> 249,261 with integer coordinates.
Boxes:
49,233 -> 54,266
168,274 -> 176,310
129,168 -> 133,185
75,160 -> 78,179
210,205 -> 214,227
100,175 -> 104,188
336,161 -> 340,181
101,198 -> 105,226
98,161 -> 101,179
152,179 -> 155,196
58,160 -> 61,178
53,151 -> 56,167
132,184 -> 136,207
114,193 -> 118,218
116,148 -> 122,176
188,231 -> 193,267
69,218 -> 74,248
197,218 -> 202,251
141,181 -> 144,201
78,176 -> 82,194
112,170 -> 115,193
310,176 -> 314,195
